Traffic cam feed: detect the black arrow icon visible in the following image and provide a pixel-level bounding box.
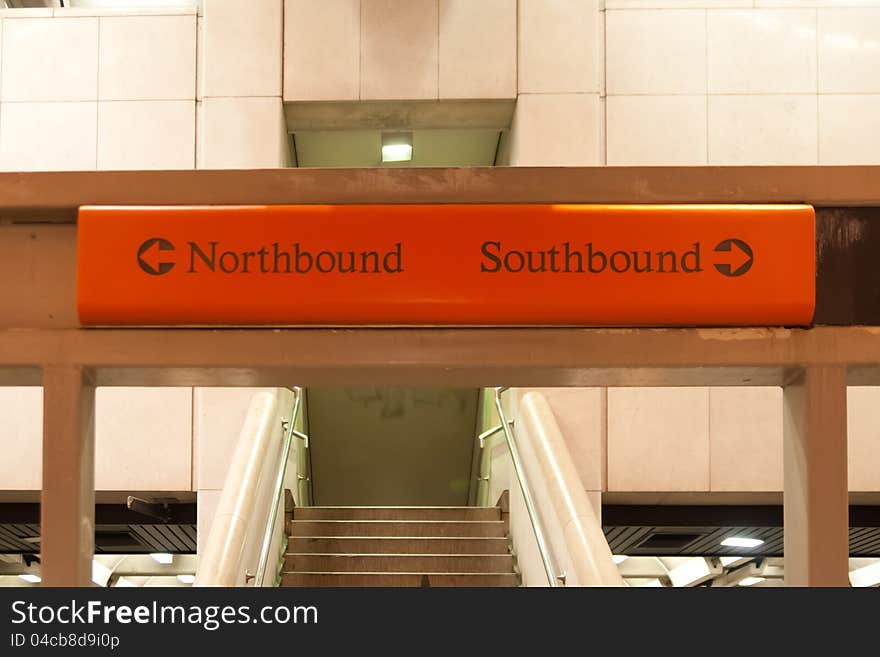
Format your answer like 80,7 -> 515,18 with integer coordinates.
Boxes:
714,238 -> 753,277
137,238 -> 176,276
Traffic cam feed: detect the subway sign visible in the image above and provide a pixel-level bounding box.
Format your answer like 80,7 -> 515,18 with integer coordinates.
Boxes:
77,204 -> 815,326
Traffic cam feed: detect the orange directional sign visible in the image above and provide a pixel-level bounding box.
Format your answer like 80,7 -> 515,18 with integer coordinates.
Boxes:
77,204 -> 815,326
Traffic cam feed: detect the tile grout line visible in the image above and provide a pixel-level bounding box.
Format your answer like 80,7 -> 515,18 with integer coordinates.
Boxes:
193,12 -> 199,169
436,0 -> 440,99
705,8 -> 709,164
190,387 -> 196,491
815,7 -> 820,164
0,17 -> 4,161
707,388 -> 712,491
602,5 -> 608,165
95,16 -> 100,170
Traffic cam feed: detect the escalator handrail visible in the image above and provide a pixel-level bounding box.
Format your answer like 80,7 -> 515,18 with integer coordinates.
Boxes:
493,387 -> 567,587
255,386 -> 304,587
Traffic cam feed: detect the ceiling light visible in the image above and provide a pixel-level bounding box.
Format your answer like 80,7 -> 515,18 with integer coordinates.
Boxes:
721,537 -> 764,549
719,556 -> 746,567
18,574 -> 41,584
150,553 -> 173,565
612,555 -> 629,565
738,576 -> 765,586
177,574 -> 196,584
381,132 -> 413,163
849,561 -> 880,587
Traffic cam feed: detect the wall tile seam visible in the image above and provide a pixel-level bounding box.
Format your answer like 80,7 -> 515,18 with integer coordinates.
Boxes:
707,387 -> 713,491
190,387 -> 196,491
94,95 -> 199,102
96,13 -> 197,103
514,91 -> 604,96
0,98 -> 234,104
95,14 -> 100,171
513,0 -> 519,98
279,0 -> 285,109
200,94 -> 283,100
815,9 -> 821,160
436,0 -> 440,101
602,387 -> 609,491
606,92 -> 880,96
705,8 -> 710,163
2,9 -> 199,19
0,18 -> 4,120
605,3 -> 880,8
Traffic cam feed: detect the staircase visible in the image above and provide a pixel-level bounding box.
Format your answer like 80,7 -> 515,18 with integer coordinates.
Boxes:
282,505 -> 520,587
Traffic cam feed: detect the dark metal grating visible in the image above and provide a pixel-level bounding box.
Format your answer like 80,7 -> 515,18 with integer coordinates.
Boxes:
0,503 -> 197,555
603,506 -> 880,557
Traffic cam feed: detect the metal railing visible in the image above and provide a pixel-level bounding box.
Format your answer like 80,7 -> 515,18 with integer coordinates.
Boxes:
483,387 -> 566,587
254,386 -> 310,587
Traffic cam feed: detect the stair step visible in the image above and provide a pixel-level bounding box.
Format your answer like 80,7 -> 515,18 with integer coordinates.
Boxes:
294,506 -> 501,521
285,553 -> 514,573
281,572 -> 519,587
288,520 -> 507,538
288,536 -> 511,554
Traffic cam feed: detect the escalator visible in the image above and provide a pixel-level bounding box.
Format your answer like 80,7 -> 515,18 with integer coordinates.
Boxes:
197,387 -> 621,588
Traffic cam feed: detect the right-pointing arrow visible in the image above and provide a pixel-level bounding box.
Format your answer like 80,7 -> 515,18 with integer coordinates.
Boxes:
714,238 -> 753,277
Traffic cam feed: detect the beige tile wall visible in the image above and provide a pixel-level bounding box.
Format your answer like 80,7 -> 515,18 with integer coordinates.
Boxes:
201,0 -> 282,98
193,388 -> 265,549
0,388 -> 42,490
440,0 -> 517,99
361,0 -> 438,100
604,4 -> 880,165
506,93 -> 603,165
94,388 -> 193,491
0,9 -> 197,172
506,0 -> 602,165
284,0 -> 360,101
0,387 -> 194,492
608,388 -> 711,492
199,0 -> 288,168
283,0 -> 517,103
601,386 -> 880,493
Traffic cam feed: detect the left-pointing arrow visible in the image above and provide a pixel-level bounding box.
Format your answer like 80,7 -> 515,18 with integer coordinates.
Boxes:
137,238 -> 176,275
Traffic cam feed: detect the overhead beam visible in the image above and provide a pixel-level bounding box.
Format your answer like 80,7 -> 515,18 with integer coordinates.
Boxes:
0,327 -> 878,387
0,167 -> 878,223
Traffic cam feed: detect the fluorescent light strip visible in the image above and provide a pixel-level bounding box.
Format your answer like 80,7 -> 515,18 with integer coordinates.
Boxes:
721,537 -> 764,549
612,555 -> 628,565
177,574 -> 196,584
18,574 -> 41,584
150,553 -> 173,565
738,576 -> 765,587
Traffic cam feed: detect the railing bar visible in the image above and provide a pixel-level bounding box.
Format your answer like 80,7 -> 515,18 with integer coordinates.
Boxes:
254,387 -> 301,587
492,387 -> 564,587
